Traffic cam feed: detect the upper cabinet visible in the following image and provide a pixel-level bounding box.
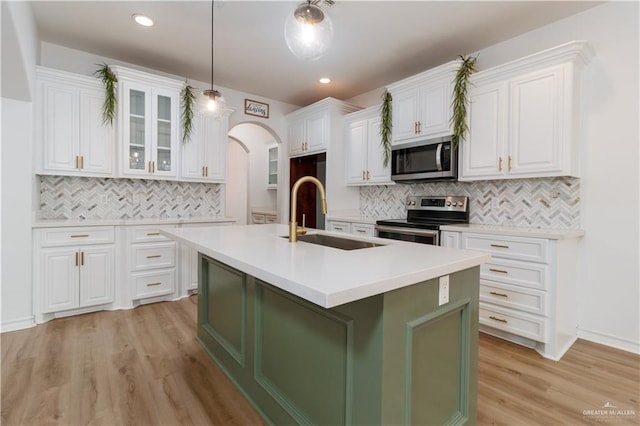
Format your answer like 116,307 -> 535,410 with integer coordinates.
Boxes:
113,67 -> 183,179
35,67 -> 115,177
180,108 -> 231,182
344,105 -> 393,185
387,60 -> 460,146
459,41 -> 592,181
287,108 -> 330,157
267,144 -> 278,189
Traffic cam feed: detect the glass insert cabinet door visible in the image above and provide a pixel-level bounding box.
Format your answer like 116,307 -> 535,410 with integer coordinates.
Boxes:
128,88 -> 147,171
156,94 -> 172,172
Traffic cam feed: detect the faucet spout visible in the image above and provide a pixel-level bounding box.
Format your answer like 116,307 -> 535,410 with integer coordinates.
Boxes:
289,176 -> 327,242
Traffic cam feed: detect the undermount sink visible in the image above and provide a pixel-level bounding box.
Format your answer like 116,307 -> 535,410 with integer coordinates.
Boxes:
283,233 -> 385,250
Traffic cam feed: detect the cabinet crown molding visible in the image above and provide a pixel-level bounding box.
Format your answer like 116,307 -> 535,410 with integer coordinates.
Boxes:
386,59 -> 463,92
36,66 -> 102,90
111,65 -> 185,90
286,96 -> 361,119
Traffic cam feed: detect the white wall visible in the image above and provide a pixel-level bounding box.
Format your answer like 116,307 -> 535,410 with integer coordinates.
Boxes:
1,1 -> 39,331
226,139 -> 249,225
347,2 -> 640,353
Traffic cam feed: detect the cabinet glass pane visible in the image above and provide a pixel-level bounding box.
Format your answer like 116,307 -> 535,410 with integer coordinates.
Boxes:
269,173 -> 278,185
157,95 -> 171,121
157,121 -> 171,148
130,90 -> 145,117
130,146 -> 145,170
269,147 -> 277,161
130,116 -> 145,146
157,150 -> 171,172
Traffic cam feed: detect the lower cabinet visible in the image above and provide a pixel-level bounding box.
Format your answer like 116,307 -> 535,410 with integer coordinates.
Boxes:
252,213 -> 277,224
36,226 -> 115,314
126,225 -> 177,300
441,229 -> 580,360
327,219 -> 375,237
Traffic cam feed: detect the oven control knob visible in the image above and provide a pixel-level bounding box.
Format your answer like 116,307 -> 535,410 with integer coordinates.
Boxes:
446,201 -> 452,206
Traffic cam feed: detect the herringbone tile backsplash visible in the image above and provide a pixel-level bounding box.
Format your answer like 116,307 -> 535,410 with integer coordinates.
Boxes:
38,176 -> 222,220
360,177 -> 580,229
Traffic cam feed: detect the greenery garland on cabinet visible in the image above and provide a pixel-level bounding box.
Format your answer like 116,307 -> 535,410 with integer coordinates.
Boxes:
451,55 -> 478,149
94,63 -> 118,126
181,83 -> 196,144
379,88 -> 392,167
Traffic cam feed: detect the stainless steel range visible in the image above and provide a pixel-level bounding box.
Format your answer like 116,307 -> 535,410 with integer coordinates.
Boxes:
375,196 -> 469,246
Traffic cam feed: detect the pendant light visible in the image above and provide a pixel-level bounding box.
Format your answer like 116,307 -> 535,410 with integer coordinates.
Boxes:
203,0 -> 226,113
284,0 -> 334,61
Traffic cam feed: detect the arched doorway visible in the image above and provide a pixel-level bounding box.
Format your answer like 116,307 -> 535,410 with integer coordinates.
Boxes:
227,122 -> 282,224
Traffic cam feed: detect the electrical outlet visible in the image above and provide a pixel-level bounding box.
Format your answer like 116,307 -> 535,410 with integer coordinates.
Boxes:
176,195 -> 184,204
438,275 -> 450,306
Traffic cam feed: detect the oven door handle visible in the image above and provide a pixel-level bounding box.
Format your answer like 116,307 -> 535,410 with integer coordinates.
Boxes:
375,225 -> 439,238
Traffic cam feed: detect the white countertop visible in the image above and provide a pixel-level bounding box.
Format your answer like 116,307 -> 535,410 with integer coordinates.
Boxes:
161,224 -> 490,309
32,216 -> 237,228
440,224 -> 585,240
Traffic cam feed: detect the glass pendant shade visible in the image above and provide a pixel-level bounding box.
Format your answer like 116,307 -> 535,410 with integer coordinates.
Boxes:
203,89 -> 226,115
284,2 -> 333,61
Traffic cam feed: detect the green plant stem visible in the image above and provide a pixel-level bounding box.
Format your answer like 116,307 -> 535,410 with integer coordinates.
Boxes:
181,83 -> 196,144
93,63 -> 117,126
451,55 -> 478,149
379,89 -> 393,167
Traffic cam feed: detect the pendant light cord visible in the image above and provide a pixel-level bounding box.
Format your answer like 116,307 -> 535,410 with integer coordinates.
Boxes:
210,0 -> 214,91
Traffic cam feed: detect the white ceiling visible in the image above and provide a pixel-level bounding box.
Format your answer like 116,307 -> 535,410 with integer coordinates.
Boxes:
30,1 -> 601,106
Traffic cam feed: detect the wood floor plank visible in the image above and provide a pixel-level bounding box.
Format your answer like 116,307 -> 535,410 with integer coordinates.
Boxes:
1,297 -> 638,425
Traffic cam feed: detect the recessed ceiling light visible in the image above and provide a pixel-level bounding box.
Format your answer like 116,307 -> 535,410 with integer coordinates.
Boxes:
132,13 -> 154,27
319,77 -> 331,84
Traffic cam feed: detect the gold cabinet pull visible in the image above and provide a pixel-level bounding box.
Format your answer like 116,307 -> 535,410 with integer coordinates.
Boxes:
80,156 -> 84,169
489,268 -> 509,274
202,166 -> 206,177
499,157 -> 503,172
417,121 -> 421,133
146,255 -> 161,259
80,251 -> 84,266
71,234 -> 89,238
356,229 -> 366,234
366,170 -> 370,180
75,156 -> 79,169
75,252 -> 79,267
146,232 -> 161,236
490,243 -> 510,249
508,155 -> 512,171
414,121 -> 418,134
362,170 -> 366,181
152,161 -> 155,173
489,316 -> 508,324
146,282 -> 162,287
489,291 -> 509,298
205,166 -> 208,177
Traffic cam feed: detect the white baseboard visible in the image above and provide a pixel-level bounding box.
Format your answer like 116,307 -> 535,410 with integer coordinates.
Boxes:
578,328 -> 640,354
0,316 -> 36,333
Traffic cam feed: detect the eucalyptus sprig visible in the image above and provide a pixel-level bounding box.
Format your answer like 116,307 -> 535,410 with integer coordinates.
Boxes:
93,63 -> 118,126
379,88 -> 393,167
451,55 -> 478,149
181,82 -> 196,144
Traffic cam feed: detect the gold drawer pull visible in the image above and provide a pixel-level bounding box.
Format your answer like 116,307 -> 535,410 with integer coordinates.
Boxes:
490,243 -> 509,249
489,291 -> 509,298
356,229 -> 366,233
146,232 -> 161,236
489,316 -> 508,324
489,268 -> 509,274
146,255 -> 161,259
146,282 -> 162,287
71,234 -> 89,238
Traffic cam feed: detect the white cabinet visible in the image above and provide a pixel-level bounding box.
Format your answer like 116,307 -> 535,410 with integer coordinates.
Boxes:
387,61 -> 460,146
126,225 -> 177,300
344,106 -> 393,185
35,67 -> 114,177
327,219 -> 375,237
180,109 -> 230,182
288,109 -> 329,156
459,41 -> 592,181
36,226 -> 115,314
114,66 -> 182,179
441,228 -> 581,360
267,145 -> 278,189
252,213 -> 277,224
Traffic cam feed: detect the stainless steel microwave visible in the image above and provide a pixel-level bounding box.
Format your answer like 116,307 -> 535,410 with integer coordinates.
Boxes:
391,136 -> 457,182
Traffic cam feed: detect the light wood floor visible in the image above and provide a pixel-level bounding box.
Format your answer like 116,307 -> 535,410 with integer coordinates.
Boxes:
2,297 -> 638,425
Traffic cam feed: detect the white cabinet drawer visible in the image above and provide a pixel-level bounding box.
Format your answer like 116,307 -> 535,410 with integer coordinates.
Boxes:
480,281 -> 547,316
462,233 -> 548,263
265,215 -> 277,224
328,221 -> 351,233
351,223 -> 375,237
480,303 -> 547,342
130,226 -> 175,242
131,242 -> 176,271
132,269 -> 175,299
481,258 -> 549,290
41,226 -> 115,247
252,214 -> 266,224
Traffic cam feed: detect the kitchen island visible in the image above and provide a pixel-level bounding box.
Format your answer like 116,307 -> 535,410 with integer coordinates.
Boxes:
162,224 -> 490,425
